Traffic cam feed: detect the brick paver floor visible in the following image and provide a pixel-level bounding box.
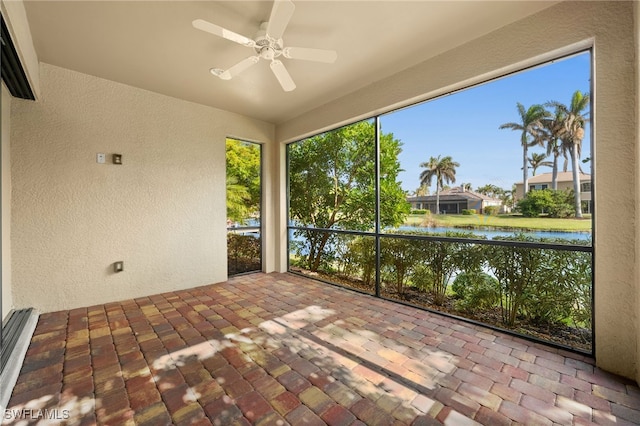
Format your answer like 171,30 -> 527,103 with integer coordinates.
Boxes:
4,272 -> 640,425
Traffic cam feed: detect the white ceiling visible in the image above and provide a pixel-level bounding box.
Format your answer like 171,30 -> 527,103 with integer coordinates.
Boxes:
23,1 -> 557,124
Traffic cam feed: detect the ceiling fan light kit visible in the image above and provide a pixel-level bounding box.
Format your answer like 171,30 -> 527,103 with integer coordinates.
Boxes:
193,0 -> 337,92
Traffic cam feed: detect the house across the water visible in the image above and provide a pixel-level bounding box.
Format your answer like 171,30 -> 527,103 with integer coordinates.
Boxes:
407,186 -> 503,214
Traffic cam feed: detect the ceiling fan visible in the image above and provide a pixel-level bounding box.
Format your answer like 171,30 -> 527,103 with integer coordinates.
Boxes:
193,0 -> 337,92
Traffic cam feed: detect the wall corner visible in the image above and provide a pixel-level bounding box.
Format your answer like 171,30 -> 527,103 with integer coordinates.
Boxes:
634,0 -> 640,386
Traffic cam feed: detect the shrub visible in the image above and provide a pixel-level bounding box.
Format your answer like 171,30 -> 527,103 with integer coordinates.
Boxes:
484,234 -> 549,326
484,234 -> 592,328
291,229 -> 339,273
483,206 -> 499,216
411,209 -> 427,215
547,190 -> 575,218
522,241 -> 590,326
563,250 -> 593,330
418,231 -> 485,305
517,189 -> 554,217
228,233 -> 260,260
411,263 -> 435,292
345,236 -> 376,286
451,274 -> 467,299
516,189 -> 575,218
461,209 -> 476,215
452,272 -> 500,313
227,233 -> 261,275
380,238 -> 422,295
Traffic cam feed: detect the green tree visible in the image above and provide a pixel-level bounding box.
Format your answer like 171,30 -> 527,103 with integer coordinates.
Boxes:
516,189 -> 554,217
288,121 -> 410,272
547,190 -> 575,218
527,152 -> 552,176
414,183 -> 430,196
546,91 -> 590,218
506,185 -> 517,209
516,188 -> 574,218
476,184 -> 505,199
226,139 -> 261,223
419,155 -> 460,214
538,107 -> 568,190
226,176 -> 251,222
499,103 -> 549,195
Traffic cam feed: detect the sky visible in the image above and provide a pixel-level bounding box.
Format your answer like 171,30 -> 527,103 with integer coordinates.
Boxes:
380,51 -> 592,193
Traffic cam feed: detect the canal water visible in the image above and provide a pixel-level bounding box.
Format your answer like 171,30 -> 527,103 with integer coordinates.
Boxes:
396,225 -> 591,242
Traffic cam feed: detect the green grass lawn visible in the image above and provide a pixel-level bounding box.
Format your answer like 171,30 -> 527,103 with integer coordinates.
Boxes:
404,213 -> 592,232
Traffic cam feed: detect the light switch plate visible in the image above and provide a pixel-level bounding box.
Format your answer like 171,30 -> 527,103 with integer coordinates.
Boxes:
97,153 -> 106,164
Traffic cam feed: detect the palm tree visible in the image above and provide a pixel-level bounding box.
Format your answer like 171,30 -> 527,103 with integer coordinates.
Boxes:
419,155 -> 460,214
414,183 -> 430,196
538,107 -> 568,190
499,103 -> 549,195
547,90 -> 590,218
476,184 -> 505,199
527,152 -> 553,176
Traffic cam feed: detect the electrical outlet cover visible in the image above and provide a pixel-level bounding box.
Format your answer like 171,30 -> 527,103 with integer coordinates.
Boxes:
97,153 -> 106,164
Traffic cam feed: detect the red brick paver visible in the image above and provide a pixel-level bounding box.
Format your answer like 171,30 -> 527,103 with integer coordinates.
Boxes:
4,272 -> 640,425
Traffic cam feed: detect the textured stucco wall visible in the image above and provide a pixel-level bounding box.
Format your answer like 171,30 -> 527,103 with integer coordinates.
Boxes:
277,1 -> 638,380
2,84 -> 13,320
10,63 -> 273,313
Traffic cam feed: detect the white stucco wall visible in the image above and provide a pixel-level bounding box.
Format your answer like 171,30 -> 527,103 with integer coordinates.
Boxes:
277,1 -> 638,380
2,84 -> 13,321
10,63 -> 273,313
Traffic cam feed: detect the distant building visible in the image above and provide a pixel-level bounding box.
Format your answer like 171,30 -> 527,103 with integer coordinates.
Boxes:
514,171 -> 592,213
407,186 -> 503,214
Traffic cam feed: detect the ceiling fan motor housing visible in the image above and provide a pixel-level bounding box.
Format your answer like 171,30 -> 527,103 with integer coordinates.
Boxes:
255,22 -> 283,60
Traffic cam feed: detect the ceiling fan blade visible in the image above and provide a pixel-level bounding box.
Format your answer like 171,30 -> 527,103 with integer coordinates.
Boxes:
266,0 -> 295,40
215,56 -> 260,80
192,19 -> 256,47
270,60 -> 296,91
282,47 -> 337,64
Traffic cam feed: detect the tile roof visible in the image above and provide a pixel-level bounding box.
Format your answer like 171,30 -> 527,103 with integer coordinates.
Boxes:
519,171 -> 591,184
